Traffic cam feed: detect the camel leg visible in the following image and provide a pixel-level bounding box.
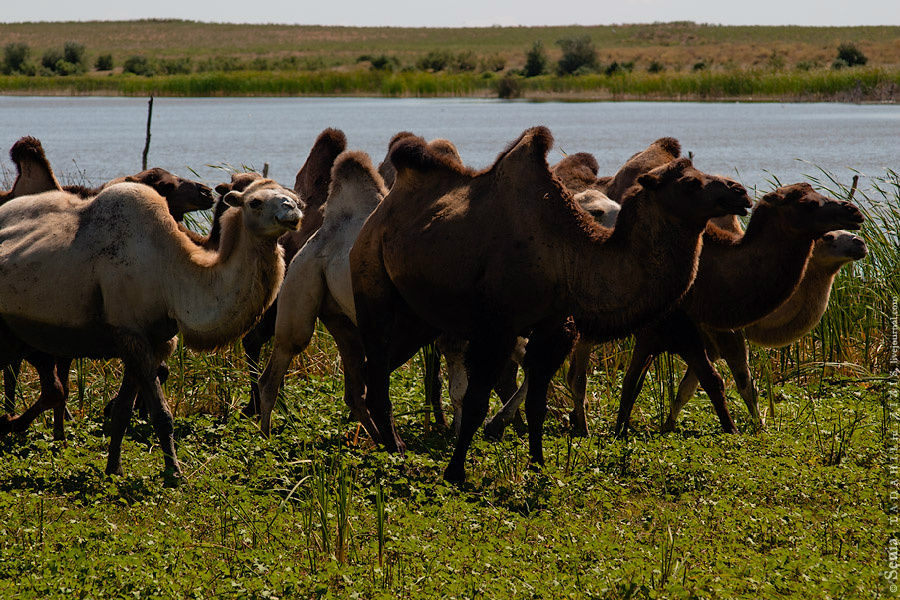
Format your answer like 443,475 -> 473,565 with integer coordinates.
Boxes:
242,306 -> 278,417
105,369 -> 138,476
3,360 -> 21,414
438,336 -> 468,437
522,320 -> 577,467
565,338 -> 593,436
320,313 -> 382,443
0,352 -> 66,439
615,333 -> 657,439
422,342 -> 447,429
717,330 -> 763,429
662,368 -> 700,432
483,372 -> 529,440
444,336 -> 516,482
258,267 -> 325,434
673,326 -> 737,435
108,333 -> 180,479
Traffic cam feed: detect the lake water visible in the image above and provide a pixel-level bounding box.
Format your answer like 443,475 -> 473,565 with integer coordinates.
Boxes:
0,96 -> 897,195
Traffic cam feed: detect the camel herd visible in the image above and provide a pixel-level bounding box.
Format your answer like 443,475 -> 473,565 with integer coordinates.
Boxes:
0,126 -> 866,483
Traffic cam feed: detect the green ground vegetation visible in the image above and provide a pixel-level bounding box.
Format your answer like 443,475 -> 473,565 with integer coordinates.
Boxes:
0,167 -> 896,597
0,20 -> 898,100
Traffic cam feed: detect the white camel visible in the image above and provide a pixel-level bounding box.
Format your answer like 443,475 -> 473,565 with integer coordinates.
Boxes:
0,177 -> 302,480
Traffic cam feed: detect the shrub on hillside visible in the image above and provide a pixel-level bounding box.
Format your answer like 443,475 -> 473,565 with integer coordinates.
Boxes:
2,43 -> 29,75
123,55 -> 155,76
523,41 -> 547,77
836,42 -> 867,67
417,51 -> 452,72
94,54 -> 114,71
556,36 -> 597,75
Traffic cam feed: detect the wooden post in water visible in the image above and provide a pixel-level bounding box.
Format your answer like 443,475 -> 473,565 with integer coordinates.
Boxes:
142,96 -> 154,170
262,163 -> 269,178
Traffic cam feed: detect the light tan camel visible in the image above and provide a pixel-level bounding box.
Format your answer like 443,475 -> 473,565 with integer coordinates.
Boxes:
0,178 -> 302,480
350,127 -> 752,481
257,150 -> 386,438
663,229 -> 868,429
242,128 -> 348,416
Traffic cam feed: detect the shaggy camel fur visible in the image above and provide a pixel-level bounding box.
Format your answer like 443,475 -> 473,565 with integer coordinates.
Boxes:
257,150 -> 386,437
486,138 -> 682,438
550,152 -> 608,194
0,178 -> 302,478
377,131 -> 463,189
350,126 -> 752,481
441,192 -> 620,437
663,230 -> 868,430
3,166 -> 215,418
614,183 -> 864,437
242,128 -> 347,416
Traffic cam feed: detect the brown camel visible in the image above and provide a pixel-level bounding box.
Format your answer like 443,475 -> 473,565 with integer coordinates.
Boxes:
550,152 -> 606,194
614,183 -> 864,437
663,229 -> 868,430
242,128 -> 347,416
349,126 -> 752,481
0,177 -> 302,479
487,137 -> 683,438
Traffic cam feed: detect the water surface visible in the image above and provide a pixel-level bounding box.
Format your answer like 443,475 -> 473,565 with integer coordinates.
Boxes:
0,96 -> 896,194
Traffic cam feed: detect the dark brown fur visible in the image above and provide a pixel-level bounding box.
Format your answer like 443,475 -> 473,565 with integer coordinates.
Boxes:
350,126 -> 751,482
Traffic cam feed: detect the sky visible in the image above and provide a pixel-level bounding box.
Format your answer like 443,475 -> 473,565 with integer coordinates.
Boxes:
2,0 -> 899,27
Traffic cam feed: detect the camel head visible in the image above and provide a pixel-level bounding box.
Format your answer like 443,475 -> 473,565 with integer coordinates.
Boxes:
222,179 -> 303,238
552,152 -> 601,193
812,230 -> 868,266
759,183 -> 864,237
1,136 -> 61,202
111,168 -> 215,221
606,136 -> 682,202
574,189 -> 620,227
293,128 -> 347,208
635,158 -> 752,225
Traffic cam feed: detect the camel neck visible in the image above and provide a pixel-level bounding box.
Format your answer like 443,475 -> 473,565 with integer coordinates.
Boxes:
568,194 -> 704,341
681,202 -> 815,329
167,211 -> 284,350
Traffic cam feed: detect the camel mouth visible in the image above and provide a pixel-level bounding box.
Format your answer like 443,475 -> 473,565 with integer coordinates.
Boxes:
719,196 -> 751,216
278,215 -> 301,230
847,238 -> 868,259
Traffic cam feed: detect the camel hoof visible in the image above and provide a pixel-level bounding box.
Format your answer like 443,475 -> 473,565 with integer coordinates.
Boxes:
568,411 -> 590,437
105,463 -> 124,477
482,418 -> 504,442
0,414 -> 13,436
443,464 -> 466,483
162,466 -> 183,488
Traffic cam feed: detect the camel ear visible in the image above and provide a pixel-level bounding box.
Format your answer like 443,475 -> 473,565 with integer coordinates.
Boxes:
223,190 -> 244,208
761,189 -> 787,206
214,182 -> 232,196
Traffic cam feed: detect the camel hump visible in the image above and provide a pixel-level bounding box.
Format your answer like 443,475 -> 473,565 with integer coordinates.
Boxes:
10,136 -> 48,166
494,126 -> 554,169
389,133 -> 469,179
562,152 -> 600,175
326,151 -> 385,213
427,139 -> 462,165
313,127 -> 347,156
652,137 -> 681,158
293,127 -> 347,206
7,135 -> 61,199
388,131 -> 416,148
